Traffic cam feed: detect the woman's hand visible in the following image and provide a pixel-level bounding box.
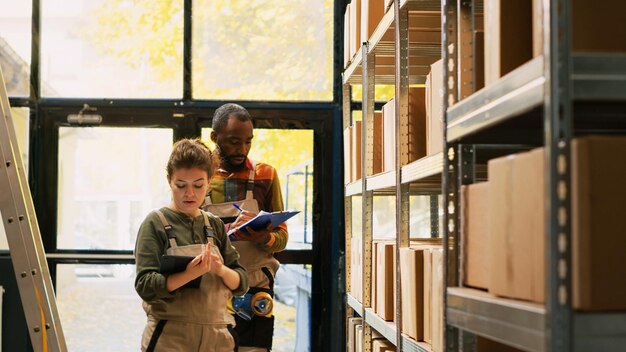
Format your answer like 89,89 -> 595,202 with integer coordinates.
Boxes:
186,242 -> 224,277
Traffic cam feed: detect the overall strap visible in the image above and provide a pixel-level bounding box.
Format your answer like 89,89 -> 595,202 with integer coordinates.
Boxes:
154,210 -> 178,249
200,210 -> 216,241
245,160 -> 256,201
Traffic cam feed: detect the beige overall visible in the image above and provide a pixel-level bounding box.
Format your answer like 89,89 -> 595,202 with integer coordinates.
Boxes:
204,162 -> 279,352
141,211 -> 237,352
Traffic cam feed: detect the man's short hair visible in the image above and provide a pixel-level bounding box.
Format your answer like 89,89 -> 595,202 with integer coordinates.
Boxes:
212,103 -> 251,133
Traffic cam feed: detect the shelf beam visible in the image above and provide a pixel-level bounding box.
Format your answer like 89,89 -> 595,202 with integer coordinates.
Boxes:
446,56 -> 545,142
447,287 -> 546,352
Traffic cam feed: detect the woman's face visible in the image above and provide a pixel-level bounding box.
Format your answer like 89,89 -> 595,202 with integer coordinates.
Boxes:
168,167 -> 209,217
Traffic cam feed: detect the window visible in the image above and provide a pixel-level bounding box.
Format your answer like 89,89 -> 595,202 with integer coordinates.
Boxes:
0,0 -> 32,97
41,0 -> 183,98
57,127 -> 173,250
56,264 -> 144,351
192,0 -> 333,101
201,128 -> 314,250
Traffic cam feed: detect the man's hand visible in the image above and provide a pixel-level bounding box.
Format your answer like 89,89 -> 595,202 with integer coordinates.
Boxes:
232,210 -> 256,228
230,223 -> 272,244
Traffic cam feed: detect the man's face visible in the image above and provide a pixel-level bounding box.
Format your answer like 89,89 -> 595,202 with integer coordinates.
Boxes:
211,115 -> 253,172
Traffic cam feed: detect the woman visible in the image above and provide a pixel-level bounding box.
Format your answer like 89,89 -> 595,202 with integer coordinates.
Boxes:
135,138 -> 248,351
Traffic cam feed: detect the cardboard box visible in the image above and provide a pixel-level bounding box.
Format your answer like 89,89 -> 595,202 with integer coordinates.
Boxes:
352,121 -> 362,181
531,0 -> 543,57
350,236 -> 363,302
347,317 -> 363,352
461,182 -> 490,289
376,242 -> 395,321
400,248 -> 424,341
426,59 -> 444,156
408,87 -> 427,164
431,248 -> 444,352
422,248 -> 432,344
383,98 -> 396,172
532,0 -> 626,55
572,136 -> 626,310
484,0 -> 533,86
474,30 -> 485,91
344,127 -> 352,183
361,0 -> 385,42
476,336 -> 524,351
373,112 -> 384,174
372,338 -> 396,352
355,324 -> 364,352
487,154 -> 514,299
488,149 -> 545,303
512,148 -> 545,303
349,0 -> 362,60
571,1 -> 626,52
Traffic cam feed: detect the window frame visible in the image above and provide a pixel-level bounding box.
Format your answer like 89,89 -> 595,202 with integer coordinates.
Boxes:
3,0 -> 347,351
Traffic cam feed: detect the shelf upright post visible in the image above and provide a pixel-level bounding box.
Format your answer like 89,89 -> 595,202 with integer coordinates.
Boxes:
362,41 -> 375,352
544,0 -> 573,350
343,81 -> 354,323
442,0 -> 462,351
394,1 -> 410,349
429,195 -> 439,238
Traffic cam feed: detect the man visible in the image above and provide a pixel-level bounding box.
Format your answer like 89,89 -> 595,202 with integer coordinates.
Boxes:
203,103 -> 287,352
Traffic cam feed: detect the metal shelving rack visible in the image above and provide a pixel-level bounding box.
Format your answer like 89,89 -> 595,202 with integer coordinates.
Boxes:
343,0 -> 443,351
442,0 -> 626,352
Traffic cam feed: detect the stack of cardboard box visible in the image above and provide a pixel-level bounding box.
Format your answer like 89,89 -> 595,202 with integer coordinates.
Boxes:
461,136 -> 626,310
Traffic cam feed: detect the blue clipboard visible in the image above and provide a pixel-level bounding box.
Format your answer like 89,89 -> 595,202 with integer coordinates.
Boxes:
227,210 -> 300,239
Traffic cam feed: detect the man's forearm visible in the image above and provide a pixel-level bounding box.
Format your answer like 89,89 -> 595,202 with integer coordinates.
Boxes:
266,227 -> 288,252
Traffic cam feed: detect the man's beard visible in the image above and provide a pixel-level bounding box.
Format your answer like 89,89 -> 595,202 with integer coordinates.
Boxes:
216,144 -> 248,172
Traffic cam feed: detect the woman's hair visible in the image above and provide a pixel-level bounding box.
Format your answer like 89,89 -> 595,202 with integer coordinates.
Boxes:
166,139 -> 213,180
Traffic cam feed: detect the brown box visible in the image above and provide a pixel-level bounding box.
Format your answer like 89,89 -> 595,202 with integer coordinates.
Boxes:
512,148 -> 545,303
461,182 -> 490,290
532,0 -> 626,55
476,336 -> 524,351
351,121 -> 362,181
347,317 -> 363,352
426,59 -> 444,156
371,241 -> 379,312
344,127 -> 352,183
487,154 -> 514,299
361,0 -> 385,42
355,324 -> 364,352
350,236 -> 363,302
408,87 -> 427,164
572,136 -> 626,310
349,0 -> 362,60
373,112 -> 384,174
571,1 -> 626,53
484,0 -> 533,86
400,248 -> 424,341
372,338 -> 396,352
431,248 -> 444,352
474,30 -> 485,91
376,242 -> 395,321
382,98 -> 396,172
488,149 -> 545,303
422,248 -> 432,344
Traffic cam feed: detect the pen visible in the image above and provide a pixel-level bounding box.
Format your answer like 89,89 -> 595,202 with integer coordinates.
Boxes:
232,203 -> 244,213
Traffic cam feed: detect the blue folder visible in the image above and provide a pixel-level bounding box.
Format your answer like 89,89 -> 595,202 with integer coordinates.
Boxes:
227,210 -> 300,239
